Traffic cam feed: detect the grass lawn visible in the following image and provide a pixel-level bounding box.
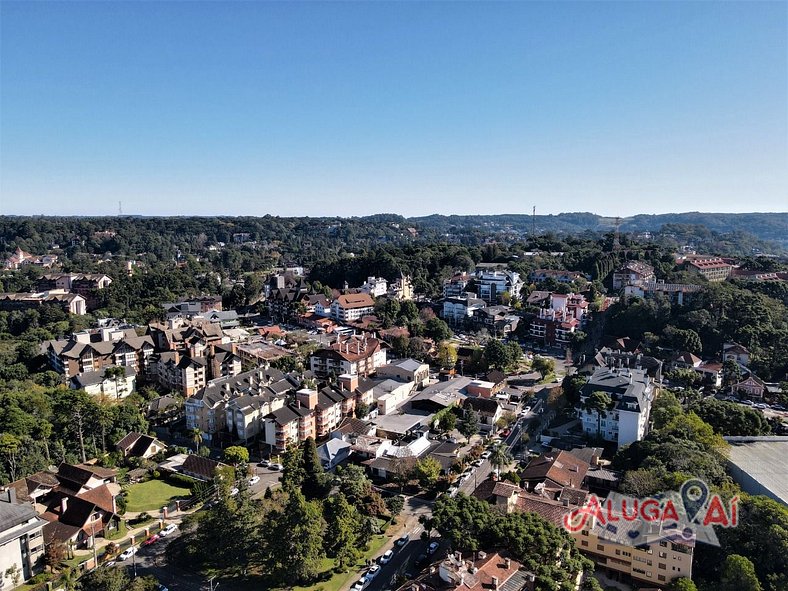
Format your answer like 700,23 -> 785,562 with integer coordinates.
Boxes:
292,533 -> 390,591
124,479 -> 191,513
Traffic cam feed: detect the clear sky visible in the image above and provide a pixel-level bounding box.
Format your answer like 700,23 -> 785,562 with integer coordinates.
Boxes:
1,1 -> 786,217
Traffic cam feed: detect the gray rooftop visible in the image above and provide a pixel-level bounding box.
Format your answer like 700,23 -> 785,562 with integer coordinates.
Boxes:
725,436 -> 788,506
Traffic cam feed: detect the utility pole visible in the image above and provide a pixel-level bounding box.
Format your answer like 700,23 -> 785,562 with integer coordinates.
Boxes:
532,206 -> 536,237
91,522 -> 97,568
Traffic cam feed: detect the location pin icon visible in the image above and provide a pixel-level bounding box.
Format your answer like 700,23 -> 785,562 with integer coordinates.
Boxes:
680,479 -> 709,523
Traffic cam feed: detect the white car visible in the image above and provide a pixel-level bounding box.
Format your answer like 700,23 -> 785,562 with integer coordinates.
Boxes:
380,550 -> 394,564
159,523 -> 177,537
229,487 -> 239,497
248,475 -> 261,486
118,546 -> 137,561
366,564 -> 381,580
481,451 -> 492,459
351,578 -> 368,591
270,463 -> 283,471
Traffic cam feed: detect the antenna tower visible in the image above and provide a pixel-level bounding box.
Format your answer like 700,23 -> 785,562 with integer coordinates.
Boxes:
118,201 -> 123,216
532,206 -> 536,237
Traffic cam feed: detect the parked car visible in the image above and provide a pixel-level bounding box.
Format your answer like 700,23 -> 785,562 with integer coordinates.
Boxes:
480,451 -> 492,459
351,578 -> 368,591
472,459 -> 484,467
755,403 -> 768,409
395,534 -> 410,547
380,550 -> 394,564
248,475 -> 261,486
159,523 -> 178,537
428,541 -> 439,555
366,564 -> 381,580
258,459 -> 270,468
118,546 -> 138,561
103,561 -> 116,568
141,534 -> 160,547
415,552 -> 428,567
270,463 -> 283,471
158,586 -> 169,591
229,487 -> 239,497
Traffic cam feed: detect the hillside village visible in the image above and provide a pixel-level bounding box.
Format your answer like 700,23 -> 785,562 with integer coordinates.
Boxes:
1,224 -> 787,591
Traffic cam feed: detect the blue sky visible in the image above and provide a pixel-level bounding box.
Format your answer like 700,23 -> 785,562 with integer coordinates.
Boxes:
1,1 -> 786,217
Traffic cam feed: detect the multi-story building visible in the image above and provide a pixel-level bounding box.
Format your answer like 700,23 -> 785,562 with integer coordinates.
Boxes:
263,404 -> 316,451
309,335 -> 386,377
69,366 -> 136,399
3,247 -> 58,270
624,281 -> 702,305
0,291 -> 86,315
685,258 -> 732,282
186,367 -> 294,442
471,305 -> 519,336
612,261 -> 655,289
442,295 -> 486,325
577,367 -> 655,447
376,358 -> 430,387
359,277 -> 388,298
0,489 -> 46,589
387,274 -> 414,300
330,293 -> 376,323
476,270 -> 522,304
443,273 -> 473,298
44,328 -> 155,379
529,293 -> 587,347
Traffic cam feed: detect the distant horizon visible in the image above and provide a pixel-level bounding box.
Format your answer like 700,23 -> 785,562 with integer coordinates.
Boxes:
1,210 -> 786,220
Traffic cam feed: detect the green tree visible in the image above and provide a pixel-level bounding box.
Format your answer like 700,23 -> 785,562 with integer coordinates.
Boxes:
301,438 -> 329,500
651,390 -> 684,430
488,442 -> 512,478
190,427 -> 202,454
0,433 -> 22,482
281,444 -> 305,492
224,445 -> 249,468
323,492 -> 361,570
668,578 -> 698,591
437,341 -> 458,368
425,317 -> 452,341
268,489 -> 325,583
722,359 -> 743,388
532,356 -> 555,379
483,339 -> 511,370
720,554 -> 762,591
458,409 -> 480,439
414,457 -> 442,489
584,391 -> 613,438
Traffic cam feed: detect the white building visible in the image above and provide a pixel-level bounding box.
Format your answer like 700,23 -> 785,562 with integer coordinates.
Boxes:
577,368 -> 655,448
612,261 -> 655,289
475,270 -> 522,304
70,366 -> 136,399
442,296 -> 486,325
0,489 -> 46,589
330,293 -> 376,323
359,276 -> 388,298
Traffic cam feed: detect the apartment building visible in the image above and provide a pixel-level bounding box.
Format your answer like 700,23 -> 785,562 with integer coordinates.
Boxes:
44,328 -> 155,379
187,367 -> 295,442
0,291 -> 86,315
0,489 -> 46,590
443,273 -> 473,298
263,404 -> 316,451
612,261 -> 655,289
685,258 -> 732,282
529,269 -> 587,284
376,358 -> 430,387
577,368 -> 655,447
330,293 -> 376,323
476,270 -> 522,304
529,293 -> 587,347
309,335 -> 386,377
442,295 -> 486,325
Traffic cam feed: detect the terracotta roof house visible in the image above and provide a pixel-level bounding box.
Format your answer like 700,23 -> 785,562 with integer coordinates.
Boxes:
520,450 -> 589,493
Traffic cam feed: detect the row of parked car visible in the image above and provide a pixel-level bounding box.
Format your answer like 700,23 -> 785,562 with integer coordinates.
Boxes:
350,535 -> 439,590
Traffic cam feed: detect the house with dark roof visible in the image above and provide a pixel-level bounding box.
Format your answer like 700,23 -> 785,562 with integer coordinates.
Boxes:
70,365 -> 136,399
7,463 -> 121,549
463,397 -> 503,433
116,432 -> 166,460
